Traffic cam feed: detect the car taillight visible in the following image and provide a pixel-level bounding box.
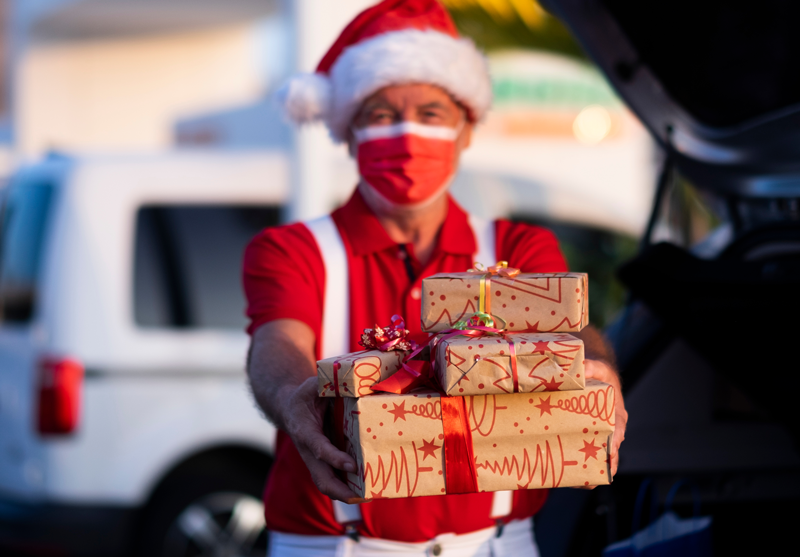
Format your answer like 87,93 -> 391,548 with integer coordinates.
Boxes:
37,357 -> 83,435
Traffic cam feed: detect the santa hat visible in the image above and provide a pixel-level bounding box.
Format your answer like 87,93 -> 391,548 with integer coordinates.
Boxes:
276,0 -> 492,143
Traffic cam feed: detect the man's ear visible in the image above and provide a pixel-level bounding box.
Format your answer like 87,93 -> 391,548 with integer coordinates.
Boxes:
458,122 -> 474,152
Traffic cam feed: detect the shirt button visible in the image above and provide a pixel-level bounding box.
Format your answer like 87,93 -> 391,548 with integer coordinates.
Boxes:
410,287 -> 421,300
430,543 -> 442,556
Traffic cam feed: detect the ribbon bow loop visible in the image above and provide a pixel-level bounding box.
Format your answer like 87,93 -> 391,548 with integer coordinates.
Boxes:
453,311 -> 498,331
359,314 -> 416,352
469,260 -> 520,278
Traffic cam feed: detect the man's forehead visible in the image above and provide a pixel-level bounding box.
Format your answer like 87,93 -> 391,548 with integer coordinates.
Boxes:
362,83 -> 457,107
357,84 -> 464,114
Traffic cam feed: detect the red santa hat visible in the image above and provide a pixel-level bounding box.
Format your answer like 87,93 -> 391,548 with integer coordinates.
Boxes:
276,0 -> 492,142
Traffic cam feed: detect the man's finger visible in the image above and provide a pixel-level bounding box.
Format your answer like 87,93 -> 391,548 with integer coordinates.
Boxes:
303,455 -> 361,502
297,427 -> 357,472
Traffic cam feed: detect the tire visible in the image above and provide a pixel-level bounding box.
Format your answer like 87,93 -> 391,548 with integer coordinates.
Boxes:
137,463 -> 270,557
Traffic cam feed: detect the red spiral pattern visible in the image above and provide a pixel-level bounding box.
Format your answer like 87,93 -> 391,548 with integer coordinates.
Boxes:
555,385 -> 615,424
410,400 -> 442,420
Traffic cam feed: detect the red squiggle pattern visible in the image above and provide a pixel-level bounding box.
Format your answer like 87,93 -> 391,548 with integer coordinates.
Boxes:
353,361 -> 381,397
493,276 -> 564,302
555,385 -> 615,425
423,298 -> 479,330
467,395 -> 508,437
523,316 -> 584,332
361,441 -> 432,498
475,435 -> 569,488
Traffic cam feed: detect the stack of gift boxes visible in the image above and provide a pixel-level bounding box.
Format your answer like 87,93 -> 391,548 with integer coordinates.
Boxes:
317,267 -> 616,500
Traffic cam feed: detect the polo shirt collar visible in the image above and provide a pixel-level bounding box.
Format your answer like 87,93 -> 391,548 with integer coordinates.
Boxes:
333,189 -> 477,257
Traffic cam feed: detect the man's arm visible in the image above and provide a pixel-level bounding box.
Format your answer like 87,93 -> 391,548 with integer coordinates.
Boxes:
572,325 -> 628,478
247,318 -> 363,503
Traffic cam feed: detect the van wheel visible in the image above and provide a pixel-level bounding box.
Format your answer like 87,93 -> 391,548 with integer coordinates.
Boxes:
138,467 -> 269,557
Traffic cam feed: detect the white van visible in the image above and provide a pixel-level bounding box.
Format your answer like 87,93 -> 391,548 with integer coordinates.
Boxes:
0,151 -> 284,556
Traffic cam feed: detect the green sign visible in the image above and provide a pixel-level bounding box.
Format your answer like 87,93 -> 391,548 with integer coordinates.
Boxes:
492,76 -> 619,108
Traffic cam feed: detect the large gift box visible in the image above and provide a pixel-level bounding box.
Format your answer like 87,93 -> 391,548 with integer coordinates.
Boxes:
421,270 -> 589,333
334,380 -> 615,499
433,332 -> 585,396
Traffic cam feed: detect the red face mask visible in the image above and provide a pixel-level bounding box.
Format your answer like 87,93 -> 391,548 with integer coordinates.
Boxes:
354,122 -> 460,206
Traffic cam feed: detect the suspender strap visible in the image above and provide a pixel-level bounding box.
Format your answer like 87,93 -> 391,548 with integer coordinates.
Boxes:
304,216 -> 360,526
469,214 -> 496,266
304,215 -> 350,359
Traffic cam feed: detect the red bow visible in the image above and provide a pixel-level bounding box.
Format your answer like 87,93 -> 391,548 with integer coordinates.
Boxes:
359,315 -> 416,352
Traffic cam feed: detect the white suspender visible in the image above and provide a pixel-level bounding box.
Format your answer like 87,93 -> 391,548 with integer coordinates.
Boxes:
304,213 -> 511,524
304,216 -> 351,359
305,216 -> 360,525
469,214 -> 496,266
468,216 -> 513,519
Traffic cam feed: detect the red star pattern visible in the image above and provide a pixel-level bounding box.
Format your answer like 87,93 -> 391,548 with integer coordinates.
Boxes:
540,377 -> 564,391
579,439 -> 601,462
387,401 -> 412,422
417,438 -> 441,461
535,396 -> 555,416
530,340 -> 551,354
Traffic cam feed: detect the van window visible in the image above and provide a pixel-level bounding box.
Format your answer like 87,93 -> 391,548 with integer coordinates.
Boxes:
0,182 -> 54,323
133,205 -> 281,329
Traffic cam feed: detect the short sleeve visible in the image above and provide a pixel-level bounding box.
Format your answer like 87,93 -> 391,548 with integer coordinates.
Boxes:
242,222 -> 325,337
495,220 -> 569,273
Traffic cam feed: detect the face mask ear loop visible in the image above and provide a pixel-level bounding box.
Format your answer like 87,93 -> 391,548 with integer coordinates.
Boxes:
350,125 -> 362,146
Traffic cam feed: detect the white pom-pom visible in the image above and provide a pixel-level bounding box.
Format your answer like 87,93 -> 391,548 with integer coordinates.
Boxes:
274,72 -> 332,123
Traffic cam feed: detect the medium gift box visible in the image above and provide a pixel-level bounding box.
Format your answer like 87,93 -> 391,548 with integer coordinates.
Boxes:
333,380 -> 615,499
318,350 -> 407,398
433,332 -> 585,396
421,267 -> 589,333
317,315 -> 418,398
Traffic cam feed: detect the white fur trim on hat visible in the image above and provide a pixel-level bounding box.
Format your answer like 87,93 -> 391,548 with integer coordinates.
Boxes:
275,72 -> 332,123
276,29 -> 492,142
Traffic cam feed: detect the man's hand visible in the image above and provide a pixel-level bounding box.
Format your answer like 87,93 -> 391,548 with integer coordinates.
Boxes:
571,326 -> 628,487
247,320 -> 367,503
584,359 -> 627,478
283,378 -> 364,503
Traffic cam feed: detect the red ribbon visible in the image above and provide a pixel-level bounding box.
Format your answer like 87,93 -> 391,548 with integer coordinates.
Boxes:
441,395 -> 480,494
508,338 -> 519,393
332,360 -> 342,397
370,343 -> 433,394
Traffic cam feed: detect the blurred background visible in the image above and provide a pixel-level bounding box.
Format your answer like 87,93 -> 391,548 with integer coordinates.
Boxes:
0,0 -> 655,327
0,1 -> 659,556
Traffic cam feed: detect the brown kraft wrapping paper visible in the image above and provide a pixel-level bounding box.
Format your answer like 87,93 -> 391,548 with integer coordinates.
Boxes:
434,332 -> 585,396
317,350 -> 406,398
337,380 -> 614,499
420,272 -> 589,333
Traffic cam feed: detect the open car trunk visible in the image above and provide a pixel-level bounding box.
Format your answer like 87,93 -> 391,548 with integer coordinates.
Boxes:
543,0 -> 800,196
532,2 -> 800,556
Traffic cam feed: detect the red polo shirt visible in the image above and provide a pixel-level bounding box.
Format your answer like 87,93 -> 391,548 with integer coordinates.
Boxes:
243,190 -> 568,542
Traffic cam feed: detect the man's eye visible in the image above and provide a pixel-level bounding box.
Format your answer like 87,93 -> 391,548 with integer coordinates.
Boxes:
422,111 -> 445,122
370,112 -> 394,124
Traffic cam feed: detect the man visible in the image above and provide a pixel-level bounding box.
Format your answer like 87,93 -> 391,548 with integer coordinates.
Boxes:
244,1 -> 627,555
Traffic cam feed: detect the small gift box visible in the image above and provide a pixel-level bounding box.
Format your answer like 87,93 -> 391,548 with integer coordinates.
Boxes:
333,380 -> 615,499
433,331 -> 585,396
317,316 -> 415,398
420,264 -> 589,333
